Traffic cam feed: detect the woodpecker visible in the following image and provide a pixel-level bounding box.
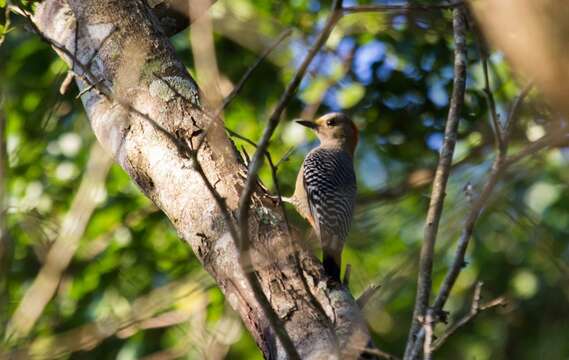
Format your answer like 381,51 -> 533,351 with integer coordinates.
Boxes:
284,112 -> 358,281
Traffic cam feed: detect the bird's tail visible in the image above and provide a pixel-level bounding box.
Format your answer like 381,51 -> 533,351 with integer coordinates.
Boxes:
323,253 -> 341,282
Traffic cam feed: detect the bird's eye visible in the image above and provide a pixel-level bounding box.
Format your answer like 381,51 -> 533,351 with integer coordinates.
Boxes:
326,119 -> 336,127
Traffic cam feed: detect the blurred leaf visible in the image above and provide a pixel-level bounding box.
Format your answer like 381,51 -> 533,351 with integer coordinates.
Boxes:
337,83 -> 365,108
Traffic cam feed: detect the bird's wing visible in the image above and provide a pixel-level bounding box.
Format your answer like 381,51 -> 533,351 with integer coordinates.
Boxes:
302,148 -> 356,246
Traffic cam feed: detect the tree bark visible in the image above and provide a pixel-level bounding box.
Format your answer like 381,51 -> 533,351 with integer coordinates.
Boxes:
31,0 -> 371,358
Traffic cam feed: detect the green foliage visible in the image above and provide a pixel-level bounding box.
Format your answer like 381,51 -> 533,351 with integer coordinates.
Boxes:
1,0 -> 568,359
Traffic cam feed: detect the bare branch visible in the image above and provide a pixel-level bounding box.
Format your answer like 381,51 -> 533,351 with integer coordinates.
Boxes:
431,84 -> 533,316
3,272 -> 213,358
505,131 -> 568,167
503,82 -> 534,146
404,7 -> 468,358
481,58 -> 503,150
220,29 -> 293,115
430,282 -> 507,352
355,346 -> 401,360
356,283 -> 382,309
407,81 -> 539,359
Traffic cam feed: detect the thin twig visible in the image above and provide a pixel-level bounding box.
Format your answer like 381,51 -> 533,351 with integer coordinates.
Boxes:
4,272 -> 213,358
59,71 -> 75,95
504,131 -> 568,167
356,283 -> 382,309
75,78 -> 104,99
237,0 -> 343,275
504,83 -> 533,146
274,146 -> 296,169
58,16 -> 80,95
404,7 -> 467,358
356,346 -> 401,360
481,58 -> 503,150
408,82 -> 538,359
430,282 -> 507,352
219,29 -> 292,115
432,83 -> 533,314
5,144 -> 113,342
21,11 -> 108,99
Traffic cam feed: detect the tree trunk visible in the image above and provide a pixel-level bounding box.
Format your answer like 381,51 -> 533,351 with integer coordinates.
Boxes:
32,1 -> 371,358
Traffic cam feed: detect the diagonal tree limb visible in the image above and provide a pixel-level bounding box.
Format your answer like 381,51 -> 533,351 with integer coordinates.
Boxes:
404,7 -> 468,359
189,0 -> 223,111
5,143 -> 113,342
481,57 -> 503,150
26,2 -> 301,355
3,272 -> 213,358
220,28 -> 293,115
187,4 -> 301,357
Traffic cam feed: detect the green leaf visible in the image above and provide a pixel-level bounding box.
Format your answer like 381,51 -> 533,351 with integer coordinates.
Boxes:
337,83 -> 365,109
300,78 -> 328,104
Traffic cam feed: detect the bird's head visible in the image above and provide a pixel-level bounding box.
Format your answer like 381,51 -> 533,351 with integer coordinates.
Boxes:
295,112 -> 359,154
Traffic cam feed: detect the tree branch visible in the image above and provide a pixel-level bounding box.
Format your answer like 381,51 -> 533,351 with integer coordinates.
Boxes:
407,82 -> 539,359
404,7 -> 468,358
431,83 -> 533,315
481,57 -> 503,150
27,3 -> 301,355
430,282 -> 507,352
3,272 -> 213,358
220,28 -> 293,115
5,143 -> 113,342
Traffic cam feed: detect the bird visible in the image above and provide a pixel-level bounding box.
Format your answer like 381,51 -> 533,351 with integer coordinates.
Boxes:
283,112 -> 358,282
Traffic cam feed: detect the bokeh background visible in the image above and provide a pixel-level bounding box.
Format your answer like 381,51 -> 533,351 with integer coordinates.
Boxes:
1,0 -> 568,359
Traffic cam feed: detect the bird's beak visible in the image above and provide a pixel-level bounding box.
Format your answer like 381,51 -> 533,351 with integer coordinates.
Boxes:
295,119 -> 319,130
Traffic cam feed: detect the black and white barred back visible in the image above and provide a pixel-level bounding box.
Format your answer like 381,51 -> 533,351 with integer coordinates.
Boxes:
302,147 -> 357,264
